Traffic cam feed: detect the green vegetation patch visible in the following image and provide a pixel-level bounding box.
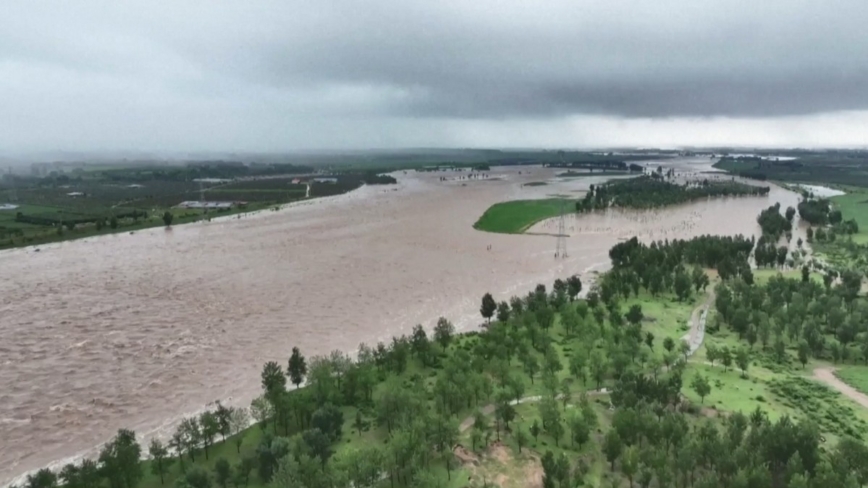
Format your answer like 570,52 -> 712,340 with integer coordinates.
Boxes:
522,181 -> 548,187
473,198 -> 572,234
831,190 -> 868,245
834,365 -> 868,396
767,376 -> 868,439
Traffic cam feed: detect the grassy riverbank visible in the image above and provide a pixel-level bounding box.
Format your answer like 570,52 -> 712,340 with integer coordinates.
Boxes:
473,198 -> 572,234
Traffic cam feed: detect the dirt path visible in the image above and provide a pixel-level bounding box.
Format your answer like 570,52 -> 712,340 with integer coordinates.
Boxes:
458,390 -> 609,432
682,286 -> 716,358
812,367 -> 868,409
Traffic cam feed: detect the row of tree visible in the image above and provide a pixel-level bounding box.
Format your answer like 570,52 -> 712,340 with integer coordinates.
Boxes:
575,176 -> 770,212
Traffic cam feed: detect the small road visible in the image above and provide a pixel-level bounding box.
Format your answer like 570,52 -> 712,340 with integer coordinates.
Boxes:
458,390 -> 609,433
682,286 -> 716,359
812,367 -> 868,409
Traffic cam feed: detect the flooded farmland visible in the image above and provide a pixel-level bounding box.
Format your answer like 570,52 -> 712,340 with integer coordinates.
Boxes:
0,157 -> 801,484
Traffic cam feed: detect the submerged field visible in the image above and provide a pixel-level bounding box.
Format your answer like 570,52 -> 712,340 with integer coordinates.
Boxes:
473,198 -> 572,234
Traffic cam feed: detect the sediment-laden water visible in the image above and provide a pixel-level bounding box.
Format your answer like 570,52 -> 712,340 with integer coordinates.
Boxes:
0,157 -> 801,484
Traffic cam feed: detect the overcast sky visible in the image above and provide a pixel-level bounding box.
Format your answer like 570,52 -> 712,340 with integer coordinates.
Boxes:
2,1 -> 868,153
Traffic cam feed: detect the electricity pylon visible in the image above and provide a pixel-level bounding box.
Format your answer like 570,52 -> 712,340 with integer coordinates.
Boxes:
555,199 -> 568,259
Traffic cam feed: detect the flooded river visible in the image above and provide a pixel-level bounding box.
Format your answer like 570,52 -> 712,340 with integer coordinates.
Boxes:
0,157 -> 800,484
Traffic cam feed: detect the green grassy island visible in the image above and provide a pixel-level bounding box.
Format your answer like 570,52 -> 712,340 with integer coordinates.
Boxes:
23,212 -> 868,488
473,199 -> 572,234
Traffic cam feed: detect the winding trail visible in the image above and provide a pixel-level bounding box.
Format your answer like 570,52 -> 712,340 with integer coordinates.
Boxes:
458,283 -> 717,432
682,286 -> 716,359
812,367 -> 868,409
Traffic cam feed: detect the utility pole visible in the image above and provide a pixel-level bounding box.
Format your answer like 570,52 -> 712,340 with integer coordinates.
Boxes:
555,199 -> 568,259
555,150 -> 568,259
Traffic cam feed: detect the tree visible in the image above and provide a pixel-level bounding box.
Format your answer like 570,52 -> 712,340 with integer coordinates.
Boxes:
162,211 -> 173,227
736,349 -> 750,378
798,340 -> 810,369
494,391 -> 516,439
480,293 -> 497,324
567,275 -> 583,301
261,361 -> 286,397
229,407 -> 250,453
433,317 -> 455,348
311,403 -> 344,441
691,374 -> 711,404
99,429 -> 143,488
530,419 -> 541,442
674,271 -> 692,301
720,347 -> 733,372
496,301 -> 511,322
199,411 -> 219,460
603,430 -> 623,471
621,446 -> 639,488
302,428 -> 333,469
515,427 -> 529,453
213,459 -> 231,488
706,343 -> 718,366
287,347 -> 307,388
234,457 -> 255,487
250,395 -> 273,431
590,350 -> 608,389
569,412 -> 590,448
26,469 -> 57,488
523,353 -> 540,384
663,337 -> 675,354
626,304 -> 644,326
148,439 -> 172,485
214,402 -> 232,442
539,397 -> 564,446
110,215 -> 119,229
679,340 -> 691,362
182,467 -> 211,488
645,332 -> 654,350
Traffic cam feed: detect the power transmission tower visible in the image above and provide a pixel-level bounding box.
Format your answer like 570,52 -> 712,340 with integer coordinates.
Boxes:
555,151 -> 568,259
555,199 -> 568,258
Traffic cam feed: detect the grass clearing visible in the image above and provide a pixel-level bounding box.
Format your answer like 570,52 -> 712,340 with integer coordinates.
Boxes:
473,199 -> 573,234
834,365 -> 868,396
831,189 -> 868,244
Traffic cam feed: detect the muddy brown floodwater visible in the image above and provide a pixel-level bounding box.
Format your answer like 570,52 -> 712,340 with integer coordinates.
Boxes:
0,157 -> 800,485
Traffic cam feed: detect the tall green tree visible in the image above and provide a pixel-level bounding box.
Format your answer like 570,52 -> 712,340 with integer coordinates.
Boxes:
480,293 -> 497,324
287,347 -> 308,389
691,374 -> 711,404
199,411 -> 220,460
433,317 -> 455,348
148,439 -> 172,485
98,429 -> 143,488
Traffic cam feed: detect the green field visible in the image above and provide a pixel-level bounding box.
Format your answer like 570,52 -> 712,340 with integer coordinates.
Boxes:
473,199 -> 572,234
834,365 -> 868,396
831,188 -> 868,244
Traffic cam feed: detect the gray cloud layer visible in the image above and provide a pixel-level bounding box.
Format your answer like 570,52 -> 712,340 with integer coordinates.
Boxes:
2,1 -> 868,151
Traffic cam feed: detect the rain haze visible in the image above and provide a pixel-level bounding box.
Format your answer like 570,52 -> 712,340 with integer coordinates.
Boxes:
2,0 -> 868,153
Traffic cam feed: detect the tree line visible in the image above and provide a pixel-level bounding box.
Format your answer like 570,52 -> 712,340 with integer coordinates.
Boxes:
576,177 -> 770,212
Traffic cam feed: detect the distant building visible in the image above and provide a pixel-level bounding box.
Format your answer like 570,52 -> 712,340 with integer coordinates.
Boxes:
313,177 -> 338,184
0,203 -> 19,211
66,192 -> 85,197
176,201 -> 239,210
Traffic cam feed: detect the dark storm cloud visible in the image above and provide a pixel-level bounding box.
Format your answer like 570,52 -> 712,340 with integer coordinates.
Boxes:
2,0 -> 868,151
219,0 -> 868,118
